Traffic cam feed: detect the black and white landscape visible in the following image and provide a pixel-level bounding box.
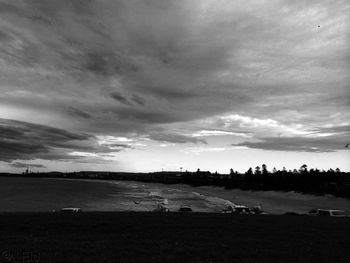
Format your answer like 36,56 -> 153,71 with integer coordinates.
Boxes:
0,1 -> 349,262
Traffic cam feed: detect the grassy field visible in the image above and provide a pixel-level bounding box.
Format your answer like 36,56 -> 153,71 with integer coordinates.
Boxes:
0,212 -> 349,263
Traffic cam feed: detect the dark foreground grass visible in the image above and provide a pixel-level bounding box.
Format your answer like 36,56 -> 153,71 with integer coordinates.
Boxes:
0,212 -> 349,263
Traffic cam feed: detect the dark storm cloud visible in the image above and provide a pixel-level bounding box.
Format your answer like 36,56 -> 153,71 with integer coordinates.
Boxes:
149,133 -> 207,145
0,0 -> 349,173
148,87 -> 197,101
102,143 -> 133,149
107,108 -> 186,124
67,106 -> 92,119
85,51 -> 116,76
109,92 -> 146,107
84,51 -> 139,76
0,139 -> 49,161
0,0 -> 239,121
10,162 -> 46,169
0,125 -> 25,139
0,2 -> 55,28
131,95 -> 145,106
0,30 -> 14,42
110,92 -> 132,106
0,2 -> 283,116
233,129 -> 350,152
0,2 -> 23,16
0,118 -> 115,162
1,119 -> 91,141
315,125 -> 350,134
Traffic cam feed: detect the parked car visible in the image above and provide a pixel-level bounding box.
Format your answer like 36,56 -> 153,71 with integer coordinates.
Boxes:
60,208 -> 82,213
317,209 -> 348,217
178,206 -> 192,212
307,209 -> 319,216
153,204 -> 170,213
233,205 -> 252,214
222,205 -> 234,213
249,205 -> 263,215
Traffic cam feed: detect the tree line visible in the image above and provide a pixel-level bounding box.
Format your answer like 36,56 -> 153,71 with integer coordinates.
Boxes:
182,165 -> 350,197
1,164 -> 349,198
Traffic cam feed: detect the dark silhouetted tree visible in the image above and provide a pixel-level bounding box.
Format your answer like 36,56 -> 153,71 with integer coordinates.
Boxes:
272,167 -> 277,174
300,164 -> 308,173
254,166 -> 261,175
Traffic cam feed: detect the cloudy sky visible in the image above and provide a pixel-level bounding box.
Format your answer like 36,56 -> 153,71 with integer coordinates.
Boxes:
0,0 -> 349,173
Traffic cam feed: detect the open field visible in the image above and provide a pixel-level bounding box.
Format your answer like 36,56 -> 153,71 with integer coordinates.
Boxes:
0,177 -> 235,213
164,183 -> 350,214
2,177 -> 349,214
0,212 -> 349,263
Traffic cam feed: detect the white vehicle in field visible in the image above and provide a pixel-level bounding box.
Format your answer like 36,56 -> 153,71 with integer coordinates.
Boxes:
233,205 -> 252,214
222,205 -> 235,213
316,209 -> 348,217
153,204 -> 170,213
